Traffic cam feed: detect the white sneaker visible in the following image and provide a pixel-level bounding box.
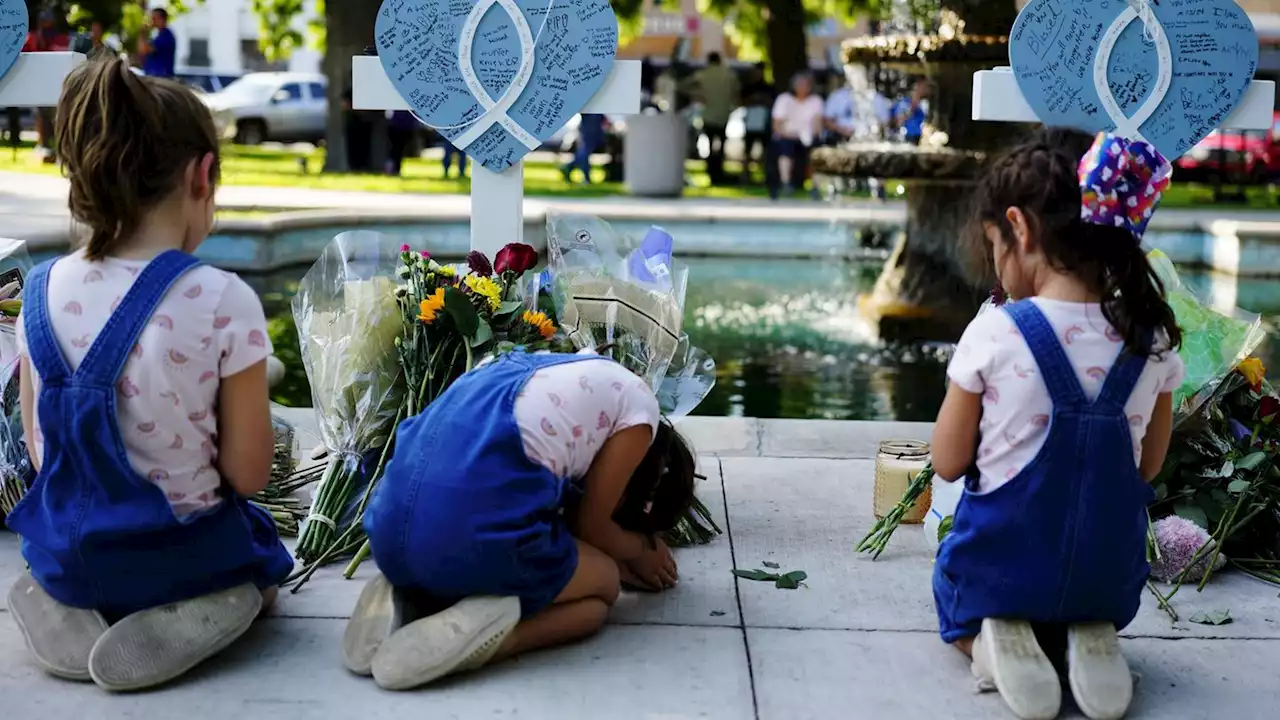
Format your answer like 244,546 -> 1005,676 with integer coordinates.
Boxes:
969,632 -> 996,693
371,596 -> 520,691
979,618 -> 1062,720
88,583 -> 262,692
342,573 -> 410,676
8,574 -> 108,681
1067,623 -> 1133,720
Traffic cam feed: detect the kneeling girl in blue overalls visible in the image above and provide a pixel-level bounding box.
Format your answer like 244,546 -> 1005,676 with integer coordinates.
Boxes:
343,350 -> 697,690
7,58 -> 293,691
931,130 -> 1185,720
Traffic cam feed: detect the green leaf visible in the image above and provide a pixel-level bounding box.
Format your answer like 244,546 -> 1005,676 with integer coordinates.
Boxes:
1228,479 -> 1252,494
775,571 -> 808,590
496,299 -> 524,317
938,515 -> 954,542
1189,609 -> 1233,626
1237,451 -> 1268,471
762,561 -> 780,569
710,610 -> 727,617
1174,503 -> 1209,530
1153,483 -> 1169,502
732,569 -> 778,582
443,287 -> 479,336
470,320 -> 493,347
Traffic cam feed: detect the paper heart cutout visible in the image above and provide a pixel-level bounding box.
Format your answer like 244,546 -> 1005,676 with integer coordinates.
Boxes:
0,0 -> 28,84
1010,0 -> 1258,160
375,0 -> 618,172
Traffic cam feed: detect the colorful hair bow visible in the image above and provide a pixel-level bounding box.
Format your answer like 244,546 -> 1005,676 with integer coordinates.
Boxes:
1078,133 -> 1172,239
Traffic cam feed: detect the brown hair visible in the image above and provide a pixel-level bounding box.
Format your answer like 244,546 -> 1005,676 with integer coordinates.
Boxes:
968,127 -> 1181,358
613,419 -> 697,536
55,57 -> 221,260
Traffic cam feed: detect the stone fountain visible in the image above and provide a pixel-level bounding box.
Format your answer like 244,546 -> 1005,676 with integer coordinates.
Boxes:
811,1 -> 1022,343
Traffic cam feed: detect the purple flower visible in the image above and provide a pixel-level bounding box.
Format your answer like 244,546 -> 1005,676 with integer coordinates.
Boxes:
1229,419 -> 1251,443
1150,516 -> 1226,583
466,250 -> 493,276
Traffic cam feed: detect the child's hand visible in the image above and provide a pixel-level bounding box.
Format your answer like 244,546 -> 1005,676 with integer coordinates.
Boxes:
625,537 -> 678,591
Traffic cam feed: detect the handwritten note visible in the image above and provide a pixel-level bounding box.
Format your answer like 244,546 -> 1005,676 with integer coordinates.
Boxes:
1010,0 -> 1258,160
0,0 -> 27,84
376,0 -> 617,171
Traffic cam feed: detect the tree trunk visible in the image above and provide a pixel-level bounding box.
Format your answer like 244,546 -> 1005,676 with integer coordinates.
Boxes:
322,0 -> 382,173
762,0 -> 809,88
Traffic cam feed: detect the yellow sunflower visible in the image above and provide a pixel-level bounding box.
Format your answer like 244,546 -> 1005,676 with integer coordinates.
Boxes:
418,288 -> 446,323
464,274 -> 502,311
523,310 -> 556,339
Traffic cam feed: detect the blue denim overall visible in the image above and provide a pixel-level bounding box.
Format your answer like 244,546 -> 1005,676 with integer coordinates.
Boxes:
933,301 -> 1155,642
6,250 -> 294,618
366,351 -> 601,616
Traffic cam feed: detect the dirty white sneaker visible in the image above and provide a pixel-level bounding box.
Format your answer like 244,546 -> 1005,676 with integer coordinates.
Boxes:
8,574 -> 108,681
342,573 -> 411,676
88,583 -> 262,692
980,618 -> 1062,720
969,632 -> 996,693
371,595 -> 520,691
1067,622 -> 1133,720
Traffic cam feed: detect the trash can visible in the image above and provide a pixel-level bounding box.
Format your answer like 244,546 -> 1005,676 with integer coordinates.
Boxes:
624,112 -> 687,198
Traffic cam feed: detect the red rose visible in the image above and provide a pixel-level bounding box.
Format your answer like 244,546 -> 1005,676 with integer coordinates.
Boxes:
1259,395 -> 1280,423
494,243 -> 538,276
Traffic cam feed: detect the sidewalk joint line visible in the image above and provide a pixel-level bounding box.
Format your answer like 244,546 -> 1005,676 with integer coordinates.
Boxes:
718,455 -> 760,720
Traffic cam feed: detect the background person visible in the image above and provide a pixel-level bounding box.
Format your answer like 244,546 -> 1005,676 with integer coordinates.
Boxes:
23,10 -> 70,163
739,63 -> 774,184
138,7 -> 176,78
768,72 -> 824,199
681,52 -> 738,185
892,77 -> 931,145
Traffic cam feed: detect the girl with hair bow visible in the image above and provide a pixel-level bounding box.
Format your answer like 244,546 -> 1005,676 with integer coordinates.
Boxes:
928,129 -> 1185,720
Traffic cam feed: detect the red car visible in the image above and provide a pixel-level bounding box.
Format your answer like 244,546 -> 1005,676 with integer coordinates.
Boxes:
1176,113 -> 1280,185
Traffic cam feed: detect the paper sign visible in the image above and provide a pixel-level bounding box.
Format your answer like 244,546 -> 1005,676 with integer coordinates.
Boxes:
0,0 -> 26,83
1009,0 -> 1258,160
375,0 -> 618,172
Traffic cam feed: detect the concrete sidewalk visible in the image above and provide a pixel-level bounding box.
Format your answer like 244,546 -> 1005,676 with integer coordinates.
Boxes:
3,415 -> 1278,719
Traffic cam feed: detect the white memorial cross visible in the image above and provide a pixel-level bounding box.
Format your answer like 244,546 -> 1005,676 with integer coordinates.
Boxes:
352,55 -> 642,258
0,52 -> 85,108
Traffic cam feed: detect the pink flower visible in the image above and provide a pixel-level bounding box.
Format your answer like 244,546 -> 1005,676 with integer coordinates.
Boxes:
1149,516 -> 1226,582
400,244 -> 411,253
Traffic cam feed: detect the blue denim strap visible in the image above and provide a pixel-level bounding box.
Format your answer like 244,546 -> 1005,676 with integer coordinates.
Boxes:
23,259 -> 73,386
1004,300 -> 1087,408
75,250 -> 202,388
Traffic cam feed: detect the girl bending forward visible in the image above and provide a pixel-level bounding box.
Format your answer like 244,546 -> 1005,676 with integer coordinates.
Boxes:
7,58 -> 292,691
931,131 -> 1184,720
344,351 -> 697,690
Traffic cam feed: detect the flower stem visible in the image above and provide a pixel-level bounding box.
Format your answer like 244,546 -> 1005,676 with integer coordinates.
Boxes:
343,540 -> 371,579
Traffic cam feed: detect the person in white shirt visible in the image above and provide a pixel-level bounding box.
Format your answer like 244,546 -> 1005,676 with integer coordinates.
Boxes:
769,72 -> 824,198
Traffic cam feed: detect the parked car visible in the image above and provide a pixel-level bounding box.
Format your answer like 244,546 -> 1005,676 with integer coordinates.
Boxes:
202,72 -> 328,145
1176,121 -> 1274,186
175,70 -> 242,95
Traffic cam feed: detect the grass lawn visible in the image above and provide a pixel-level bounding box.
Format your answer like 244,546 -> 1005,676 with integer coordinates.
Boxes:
3,141 -> 1277,210
0,141 -> 772,200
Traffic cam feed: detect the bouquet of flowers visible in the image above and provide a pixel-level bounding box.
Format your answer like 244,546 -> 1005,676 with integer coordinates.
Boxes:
0,357 -> 32,518
290,232 -> 407,565
288,236 -> 548,590
543,213 -> 721,546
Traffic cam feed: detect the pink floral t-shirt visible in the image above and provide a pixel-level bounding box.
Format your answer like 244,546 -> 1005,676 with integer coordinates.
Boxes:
514,358 -> 661,480
947,298 -> 1184,494
16,251 -> 272,518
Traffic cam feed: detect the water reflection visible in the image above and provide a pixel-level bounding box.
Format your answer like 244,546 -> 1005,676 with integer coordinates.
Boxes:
245,258 -> 1277,422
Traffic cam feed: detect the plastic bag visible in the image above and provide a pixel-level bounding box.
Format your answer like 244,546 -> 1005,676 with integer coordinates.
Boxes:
1148,250 -> 1266,418
290,232 -> 406,559
546,213 -> 700,396
0,357 -> 33,517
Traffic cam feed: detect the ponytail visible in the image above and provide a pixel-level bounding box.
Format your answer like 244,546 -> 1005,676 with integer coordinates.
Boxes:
55,57 -> 220,260
1079,223 -> 1182,357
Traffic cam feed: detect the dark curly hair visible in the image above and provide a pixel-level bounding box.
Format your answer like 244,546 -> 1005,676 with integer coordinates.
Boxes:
612,419 -> 697,536
967,127 -> 1181,357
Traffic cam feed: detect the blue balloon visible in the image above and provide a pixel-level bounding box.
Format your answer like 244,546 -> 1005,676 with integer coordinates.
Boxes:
1009,0 -> 1258,160
0,0 -> 29,84
375,0 -> 618,172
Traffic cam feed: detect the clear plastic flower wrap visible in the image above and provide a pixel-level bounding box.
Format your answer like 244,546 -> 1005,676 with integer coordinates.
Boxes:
0,356 -> 32,517
0,237 -> 35,369
1148,249 -> 1266,419
290,231 -> 406,564
546,213 -> 694,392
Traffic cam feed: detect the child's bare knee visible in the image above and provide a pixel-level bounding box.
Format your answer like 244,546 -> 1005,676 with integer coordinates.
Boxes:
599,560 -> 621,606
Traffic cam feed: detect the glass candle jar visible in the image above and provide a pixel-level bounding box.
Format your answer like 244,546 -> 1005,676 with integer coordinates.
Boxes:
873,439 -> 932,523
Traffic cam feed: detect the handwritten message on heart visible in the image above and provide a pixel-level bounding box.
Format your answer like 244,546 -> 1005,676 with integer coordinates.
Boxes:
1009,0 -> 1258,160
375,0 -> 617,172
0,0 -> 27,83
